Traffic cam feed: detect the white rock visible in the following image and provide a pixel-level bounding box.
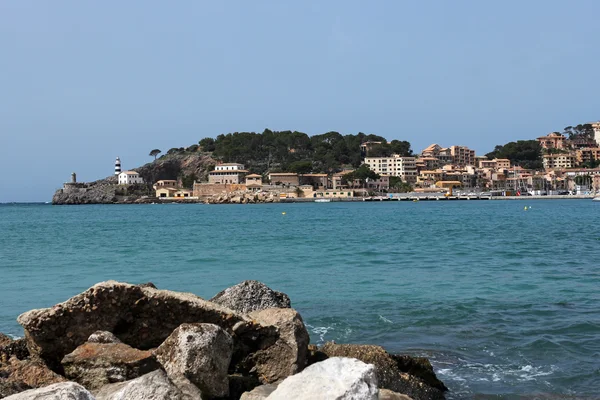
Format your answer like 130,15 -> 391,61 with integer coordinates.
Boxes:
4,382 -> 95,400
267,357 -> 378,400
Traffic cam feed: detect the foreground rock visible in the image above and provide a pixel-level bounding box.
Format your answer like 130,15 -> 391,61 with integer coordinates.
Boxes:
268,357 -> 378,400
17,281 -> 271,371
246,308 -> 308,384
239,382 -> 279,400
94,370 -> 185,400
210,280 -> 291,314
379,389 -> 414,400
155,323 -> 233,399
4,382 -> 94,400
0,336 -> 29,365
320,343 -> 446,400
61,341 -> 159,390
0,357 -> 66,398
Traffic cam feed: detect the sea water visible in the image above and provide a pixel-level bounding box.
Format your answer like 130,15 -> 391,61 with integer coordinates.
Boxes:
0,201 -> 599,398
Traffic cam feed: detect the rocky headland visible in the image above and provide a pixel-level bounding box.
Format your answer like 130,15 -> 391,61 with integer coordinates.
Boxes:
52,153 -> 217,205
0,280 -> 447,399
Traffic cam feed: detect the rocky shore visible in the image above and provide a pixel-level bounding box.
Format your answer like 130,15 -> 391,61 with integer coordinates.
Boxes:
0,280 -> 447,399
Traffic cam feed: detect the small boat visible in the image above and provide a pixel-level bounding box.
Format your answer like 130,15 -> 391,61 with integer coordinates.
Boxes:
593,196 -> 600,202
315,199 -> 331,203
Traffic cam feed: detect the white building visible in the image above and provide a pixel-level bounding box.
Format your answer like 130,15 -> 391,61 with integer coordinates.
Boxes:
215,163 -> 245,171
118,171 -> 145,185
364,155 -> 418,183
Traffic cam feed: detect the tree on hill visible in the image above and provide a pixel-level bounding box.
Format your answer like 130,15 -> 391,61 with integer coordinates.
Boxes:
342,164 -> 380,188
563,124 -> 594,140
366,140 -> 413,157
149,149 -> 161,160
485,140 -> 542,170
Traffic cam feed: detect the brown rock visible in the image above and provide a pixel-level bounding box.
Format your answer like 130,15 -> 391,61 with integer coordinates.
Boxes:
1,338 -> 29,365
0,357 -> 66,398
61,342 -> 160,391
17,281 -> 271,371
320,343 -> 446,400
0,334 -> 12,348
246,308 -> 309,384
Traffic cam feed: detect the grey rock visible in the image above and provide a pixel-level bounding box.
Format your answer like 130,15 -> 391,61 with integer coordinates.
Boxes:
3,382 -> 95,400
246,308 -> 309,384
17,281 -> 269,371
87,331 -> 121,344
210,281 -> 291,314
267,357 -> 378,400
61,342 -> 159,391
240,382 -> 279,400
155,323 -> 233,399
94,370 -> 186,400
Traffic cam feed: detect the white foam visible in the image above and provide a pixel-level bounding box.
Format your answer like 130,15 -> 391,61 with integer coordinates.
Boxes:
378,315 -> 393,324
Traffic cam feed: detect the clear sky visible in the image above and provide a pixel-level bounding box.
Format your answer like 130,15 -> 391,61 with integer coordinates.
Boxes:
1,1 -> 599,202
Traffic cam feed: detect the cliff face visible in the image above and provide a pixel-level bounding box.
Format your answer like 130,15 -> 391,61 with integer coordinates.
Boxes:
52,153 -> 217,205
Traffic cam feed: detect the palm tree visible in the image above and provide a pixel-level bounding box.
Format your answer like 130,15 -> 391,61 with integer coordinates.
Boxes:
149,149 -> 161,160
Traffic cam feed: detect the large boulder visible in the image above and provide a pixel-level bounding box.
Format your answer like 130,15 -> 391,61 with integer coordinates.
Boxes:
210,281 -> 291,314
0,357 -> 66,398
267,357 -> 378,400
320,343 -> 446,400
3,382 -> 94,400
155,323 -> 233,399
61,342 -> 160,391
94,370 -> 185,400
17,281 -> 271,371
245,308 -> 309,384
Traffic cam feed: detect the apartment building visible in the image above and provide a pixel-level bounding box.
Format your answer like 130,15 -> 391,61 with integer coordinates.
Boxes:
364,155 -> 417,183
542,153 -> 576,170
450,145 -> 476,166
576,148 -> 600,165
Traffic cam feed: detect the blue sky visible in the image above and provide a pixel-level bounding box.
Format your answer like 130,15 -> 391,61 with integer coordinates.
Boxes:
1,1 -> 599,202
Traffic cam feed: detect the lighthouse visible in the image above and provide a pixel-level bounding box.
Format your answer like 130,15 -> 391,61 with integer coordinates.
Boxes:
115,157 -> 121,175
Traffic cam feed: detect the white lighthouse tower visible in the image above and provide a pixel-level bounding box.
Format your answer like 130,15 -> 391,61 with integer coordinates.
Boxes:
115,157 -> 121,175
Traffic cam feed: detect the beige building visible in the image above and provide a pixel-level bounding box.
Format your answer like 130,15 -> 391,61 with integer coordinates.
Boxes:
449,146 -> 476,166
364,155 -> 417,183
209,163 -> 248,184
268,172 -> 299,186
575,148 -> 600,165
245,174 -> 263,190
543,153 -> 576,170
537,132 -> 566,150
154,180 -> 178,189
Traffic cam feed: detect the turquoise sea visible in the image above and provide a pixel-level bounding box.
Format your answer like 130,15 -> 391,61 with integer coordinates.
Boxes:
1,201 -> 599,398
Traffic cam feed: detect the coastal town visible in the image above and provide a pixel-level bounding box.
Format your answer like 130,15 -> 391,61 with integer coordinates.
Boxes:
57,123 -> 600,204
